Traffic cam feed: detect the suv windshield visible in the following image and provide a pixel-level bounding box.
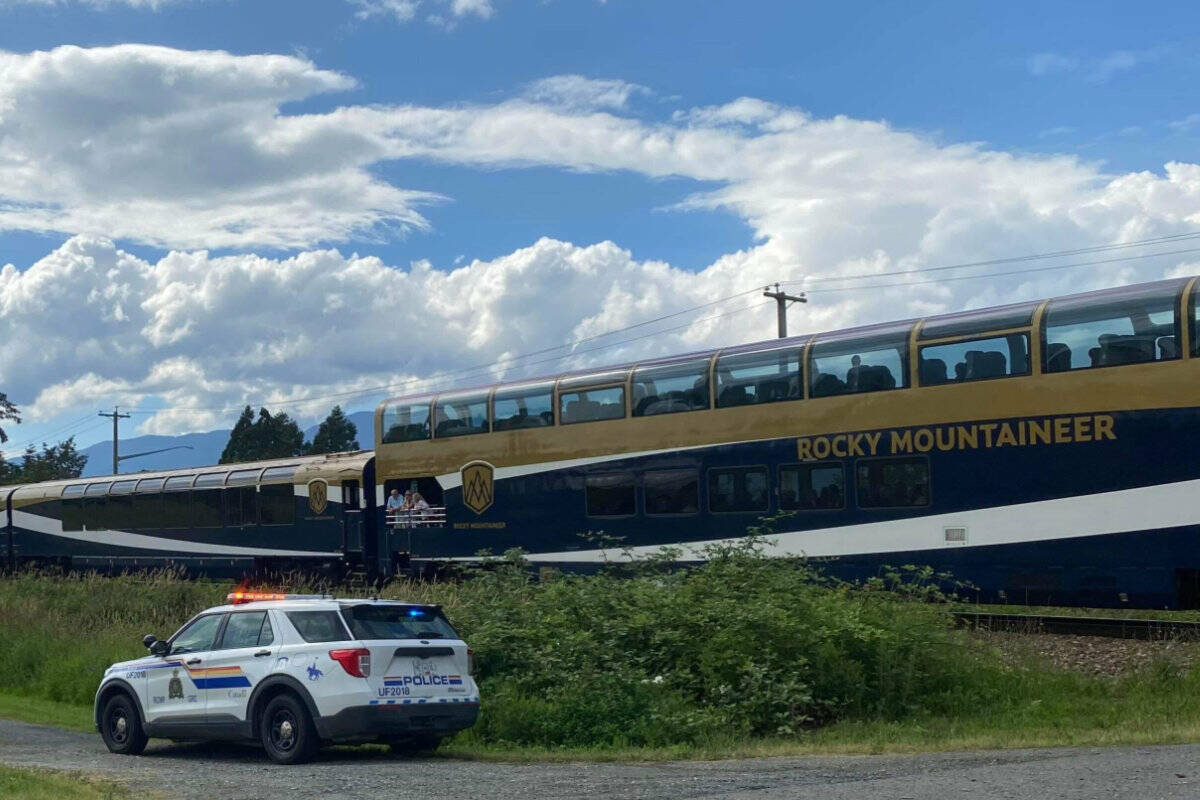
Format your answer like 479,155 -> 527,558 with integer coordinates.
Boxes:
340,604 -> 458,640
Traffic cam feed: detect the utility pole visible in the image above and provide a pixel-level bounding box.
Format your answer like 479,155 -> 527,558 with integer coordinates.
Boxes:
763,283 -> 807,338
98,406 -> 131,475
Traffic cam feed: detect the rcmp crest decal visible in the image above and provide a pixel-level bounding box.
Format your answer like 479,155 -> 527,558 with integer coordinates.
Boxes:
308,480 -> 329,515
460,461 -> 494,515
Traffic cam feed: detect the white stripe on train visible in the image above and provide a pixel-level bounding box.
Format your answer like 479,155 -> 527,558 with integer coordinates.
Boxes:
442,477 -> 1200,563
12,510 -> 342,558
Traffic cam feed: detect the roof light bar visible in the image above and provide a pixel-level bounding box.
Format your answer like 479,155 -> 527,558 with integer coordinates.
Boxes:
227,591 -> 324,605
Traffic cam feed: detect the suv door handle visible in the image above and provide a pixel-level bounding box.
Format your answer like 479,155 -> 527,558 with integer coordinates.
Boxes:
254,650 -> 272,658
185,658 -> 202,665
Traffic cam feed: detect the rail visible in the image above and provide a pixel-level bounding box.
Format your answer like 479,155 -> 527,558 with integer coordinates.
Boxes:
386,507 -> 447,528
953,611 -> 1200,641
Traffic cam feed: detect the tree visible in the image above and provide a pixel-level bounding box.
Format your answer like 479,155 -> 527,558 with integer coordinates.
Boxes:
0,392 -> 19,445
220,407 -> 305,464
306,405 -> 359,455
0,437 -> 87,486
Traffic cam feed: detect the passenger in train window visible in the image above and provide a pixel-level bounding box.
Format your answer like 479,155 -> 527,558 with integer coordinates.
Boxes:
385,489 -> 405,514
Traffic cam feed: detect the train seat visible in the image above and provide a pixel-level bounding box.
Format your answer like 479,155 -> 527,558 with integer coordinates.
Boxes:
1045,342 -> 1072,372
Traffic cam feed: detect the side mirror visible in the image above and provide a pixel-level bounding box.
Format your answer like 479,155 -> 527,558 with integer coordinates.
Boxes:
150,640 -> 170,657
142,634 -> 157,649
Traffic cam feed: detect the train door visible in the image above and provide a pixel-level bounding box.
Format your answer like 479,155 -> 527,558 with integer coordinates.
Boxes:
341,479 -> 364,559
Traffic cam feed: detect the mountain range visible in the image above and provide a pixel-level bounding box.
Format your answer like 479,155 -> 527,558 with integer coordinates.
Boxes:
79,411 -> 374,477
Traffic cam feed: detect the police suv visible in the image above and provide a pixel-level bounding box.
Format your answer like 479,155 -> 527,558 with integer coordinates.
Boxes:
94,592 -> 480,764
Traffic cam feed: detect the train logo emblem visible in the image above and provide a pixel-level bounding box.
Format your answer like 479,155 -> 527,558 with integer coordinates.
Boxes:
308,480 -> 328,515
461,461 -> 494,515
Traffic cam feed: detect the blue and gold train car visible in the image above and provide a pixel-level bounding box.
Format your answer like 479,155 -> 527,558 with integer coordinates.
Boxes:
2,451 -> 379,576
373,276 -> 1200,608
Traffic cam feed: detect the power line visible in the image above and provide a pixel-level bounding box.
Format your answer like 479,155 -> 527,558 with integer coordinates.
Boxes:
787,230 -> 1200,287
119,287 -> 772,417
798,246 -> 1200,294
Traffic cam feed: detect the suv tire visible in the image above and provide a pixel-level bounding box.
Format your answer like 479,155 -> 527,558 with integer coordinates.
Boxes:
261,694 -> 319,765
100,693 -> 148,756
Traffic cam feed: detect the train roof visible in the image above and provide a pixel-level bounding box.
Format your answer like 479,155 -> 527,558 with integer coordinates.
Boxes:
5,450 -> 373,501
378,274 -> 1195,408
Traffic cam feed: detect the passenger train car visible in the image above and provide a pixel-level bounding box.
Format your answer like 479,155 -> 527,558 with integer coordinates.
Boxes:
5,276 -> 1200,607
374,276 -> 1200,609
2,452 -> 377,577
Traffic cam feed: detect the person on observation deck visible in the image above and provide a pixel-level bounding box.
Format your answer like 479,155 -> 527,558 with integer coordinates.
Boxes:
385,488 -> 406,520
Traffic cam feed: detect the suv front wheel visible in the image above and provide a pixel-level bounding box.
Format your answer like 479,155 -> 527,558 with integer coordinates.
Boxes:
260,694 -> 319,765
100,693 -> 148,756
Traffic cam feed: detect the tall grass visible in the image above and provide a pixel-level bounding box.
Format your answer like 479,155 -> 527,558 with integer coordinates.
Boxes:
2,544 -> 1199,752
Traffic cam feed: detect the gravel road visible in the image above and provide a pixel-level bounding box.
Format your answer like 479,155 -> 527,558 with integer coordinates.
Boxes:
1,718 -> 1198,799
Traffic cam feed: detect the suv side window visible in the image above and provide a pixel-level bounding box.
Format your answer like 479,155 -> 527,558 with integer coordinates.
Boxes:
170,614 -> 225,655
286,610 -> 349,643
218,611 -> 270,650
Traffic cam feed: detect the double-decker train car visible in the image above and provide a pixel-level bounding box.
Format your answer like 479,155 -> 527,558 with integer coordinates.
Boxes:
373,276 -> 1200,608
2,451 -> 378,576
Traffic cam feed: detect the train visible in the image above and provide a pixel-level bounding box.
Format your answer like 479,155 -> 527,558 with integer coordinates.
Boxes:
5,274 -> 1200,608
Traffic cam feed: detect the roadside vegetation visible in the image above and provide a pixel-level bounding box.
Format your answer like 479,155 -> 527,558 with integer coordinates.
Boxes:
0,765 -> 130,800
2,537 -> 1200,758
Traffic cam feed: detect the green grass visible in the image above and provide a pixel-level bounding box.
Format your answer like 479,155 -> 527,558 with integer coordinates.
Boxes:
0,693 -> 93,733
958,602 -> 1200,622
4,553 -> 1200,761
0,765 -> 131,800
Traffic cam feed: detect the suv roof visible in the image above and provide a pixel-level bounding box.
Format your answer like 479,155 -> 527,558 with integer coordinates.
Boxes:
208,592 -> 440,614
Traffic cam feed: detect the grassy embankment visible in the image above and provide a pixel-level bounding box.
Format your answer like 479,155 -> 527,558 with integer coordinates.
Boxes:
0,765 -> 130,800
2,542 -> 1200,759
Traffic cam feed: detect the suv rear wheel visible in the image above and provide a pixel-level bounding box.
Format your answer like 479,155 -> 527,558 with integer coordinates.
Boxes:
100,693 -> 148,756
260,694 -> 319,765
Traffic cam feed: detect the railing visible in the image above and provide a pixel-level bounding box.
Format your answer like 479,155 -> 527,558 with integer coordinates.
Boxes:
386,507 -> 447,528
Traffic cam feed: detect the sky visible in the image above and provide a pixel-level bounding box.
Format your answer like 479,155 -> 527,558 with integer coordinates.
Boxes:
1,0 -> 1199,458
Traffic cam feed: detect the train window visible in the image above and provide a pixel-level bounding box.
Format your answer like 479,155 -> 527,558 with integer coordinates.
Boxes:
632,359 -> 710,416
161,491 -> 191,529
492,382 -> 555,431
61,485 -> 85,532
261,466 -> 297,482
194,472 -> 225,489
131,480 -> 164,530
225,486 -> 257,527
810,326 -> 909,397
108,481 -> 136,531
780,463 -> 845,510
644,469 -> 700,515
918,333 -> 1030,385
192,489 -> 223,528
1193,288 -> 1200,357
260,484 -> 295,525
919,301 -> 1037,340
1043,280 -> 1183,372
714,347 -> 801,408
82,483 -> 110,531
708,467 -> 769,513
382,399 -> 432,444
434,392 -> 490,438
584,473 -> 636,517
856,457 -> 930,508
164,476 -> 194,491
227,469 -> 261,486
560,386 -> 626,425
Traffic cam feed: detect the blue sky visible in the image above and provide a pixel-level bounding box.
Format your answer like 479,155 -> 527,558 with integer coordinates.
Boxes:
0,0 -> 1198,458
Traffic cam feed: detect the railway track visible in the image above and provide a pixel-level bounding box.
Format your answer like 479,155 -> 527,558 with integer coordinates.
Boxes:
952,611 -> 1200,641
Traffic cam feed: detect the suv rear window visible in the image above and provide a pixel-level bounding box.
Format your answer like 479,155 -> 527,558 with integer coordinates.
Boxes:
340,605 -> 458,640
285,610 -> 350,643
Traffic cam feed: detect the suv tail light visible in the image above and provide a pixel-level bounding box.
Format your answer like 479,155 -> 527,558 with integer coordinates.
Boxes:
467,648 -> 476,676
329,648 -> 371,678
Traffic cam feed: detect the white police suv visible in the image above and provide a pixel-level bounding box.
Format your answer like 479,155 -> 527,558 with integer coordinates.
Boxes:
94,592 -> 480,764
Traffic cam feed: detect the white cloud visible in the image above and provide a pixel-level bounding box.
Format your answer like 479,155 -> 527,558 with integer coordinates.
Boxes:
0,44 -> 437,249
347,0 -> 493,26
0,0 -> 189,8
1026,47 -> 1169,82
523,75 -> 650,111
1170,113 -> 1200,133
3,46 -> 1200,439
